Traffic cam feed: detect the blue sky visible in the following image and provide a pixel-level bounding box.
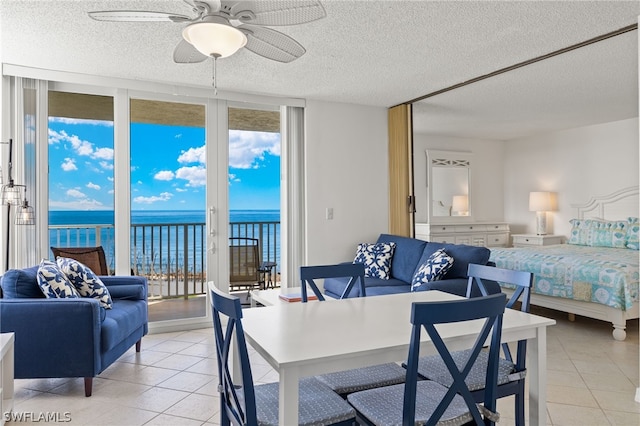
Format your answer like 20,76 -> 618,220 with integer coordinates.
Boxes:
48,117 -> 281,211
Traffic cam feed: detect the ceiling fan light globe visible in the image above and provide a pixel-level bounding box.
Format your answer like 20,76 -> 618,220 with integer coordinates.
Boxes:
182,22 -> 247,58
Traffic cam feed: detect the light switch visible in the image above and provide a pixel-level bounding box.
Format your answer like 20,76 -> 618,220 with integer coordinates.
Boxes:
326,207 -> 334,220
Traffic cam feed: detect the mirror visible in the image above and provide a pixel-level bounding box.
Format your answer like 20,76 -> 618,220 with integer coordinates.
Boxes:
426,150 -> 472,222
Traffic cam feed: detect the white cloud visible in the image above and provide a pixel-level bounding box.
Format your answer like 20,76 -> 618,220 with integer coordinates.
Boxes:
229,130 -> 280,169
92,147 -> 114,160
48,128 -> 114,165
67,188 -> 86,198
100,161 -> 114,171
108,189 -> 114,194
154,170 -> 175,181
49,117 -> 113,127
49,199 -> 107,210
133,192 -> 173,204
228,173 -> 240,183
175,187 -> 187,192
107,177 -> 114,182
86,182 -> 101,190
61,158 -> 77,171
175,165 -> 206,187
178,145 -> 206,164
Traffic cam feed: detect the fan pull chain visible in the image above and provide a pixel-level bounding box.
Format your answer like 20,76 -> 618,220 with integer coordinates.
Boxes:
211,56 -> 218,96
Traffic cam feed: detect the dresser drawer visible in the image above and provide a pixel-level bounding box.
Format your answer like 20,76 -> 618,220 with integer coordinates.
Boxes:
454,224 -> 488,233
486,233 -> 509,247
487,223 -> 509,232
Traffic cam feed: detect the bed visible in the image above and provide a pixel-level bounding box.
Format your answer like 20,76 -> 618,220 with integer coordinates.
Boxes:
490,186 -> 639,340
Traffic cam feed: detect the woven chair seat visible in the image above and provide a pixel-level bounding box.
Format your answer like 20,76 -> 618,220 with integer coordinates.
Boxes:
347,380 -> 500,426
417,349 -> 525,391
252,377 -> 356,426
315,362 -> 406,396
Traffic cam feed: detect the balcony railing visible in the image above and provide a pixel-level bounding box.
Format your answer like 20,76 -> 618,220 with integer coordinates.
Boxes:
48,221 -> 280,300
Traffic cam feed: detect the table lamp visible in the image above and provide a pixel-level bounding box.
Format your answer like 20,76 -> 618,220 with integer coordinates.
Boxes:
451,195 -> 469,216
529,191 -> 557,235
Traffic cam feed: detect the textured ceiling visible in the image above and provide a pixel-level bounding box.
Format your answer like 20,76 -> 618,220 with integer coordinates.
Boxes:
1,0 -> 639,140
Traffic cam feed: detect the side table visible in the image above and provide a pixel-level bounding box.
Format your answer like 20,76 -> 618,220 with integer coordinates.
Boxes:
512,234 -> 564,247
0,333 -> 14,426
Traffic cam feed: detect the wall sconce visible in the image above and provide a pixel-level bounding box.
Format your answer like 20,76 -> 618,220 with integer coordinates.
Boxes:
1,138 -> 35,270
529,191 -> 557,235
451,195 -> 469,216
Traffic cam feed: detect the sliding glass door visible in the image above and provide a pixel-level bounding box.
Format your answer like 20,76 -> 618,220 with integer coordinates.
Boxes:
129,98 -> 208,322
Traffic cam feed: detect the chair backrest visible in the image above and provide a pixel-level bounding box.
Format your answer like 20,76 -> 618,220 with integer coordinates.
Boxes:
299,263 -> 366,302
50,246 -> 109,275
404,293 -> 506,426
229,238 -> 260,285
466,263 -> 533,370
208,282 -> 258,425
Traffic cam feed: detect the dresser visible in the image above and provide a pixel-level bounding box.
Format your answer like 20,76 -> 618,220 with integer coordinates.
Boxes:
415,222 -> 510,248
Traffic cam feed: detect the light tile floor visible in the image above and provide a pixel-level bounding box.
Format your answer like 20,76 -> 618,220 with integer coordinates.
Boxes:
8,306 -> 640,425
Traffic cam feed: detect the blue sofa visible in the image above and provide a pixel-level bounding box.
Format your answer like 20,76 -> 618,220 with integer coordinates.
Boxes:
323,233 -> 500,298
0,266 -> 148,396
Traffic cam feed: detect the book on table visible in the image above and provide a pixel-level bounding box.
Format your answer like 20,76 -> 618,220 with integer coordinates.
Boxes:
278,292 -> 318,302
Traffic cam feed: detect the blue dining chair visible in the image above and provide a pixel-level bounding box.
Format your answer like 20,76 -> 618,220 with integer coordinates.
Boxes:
347,293 -> 506,426
416,263 -> 533,426
209,282 -> 356,426
299,263 -> 366,302
300,264 -> 407,397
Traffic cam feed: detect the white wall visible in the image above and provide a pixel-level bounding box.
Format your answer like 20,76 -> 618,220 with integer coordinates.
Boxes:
304,100 -> 389,265
503,117 -> 639,237
412,134 -> 506,223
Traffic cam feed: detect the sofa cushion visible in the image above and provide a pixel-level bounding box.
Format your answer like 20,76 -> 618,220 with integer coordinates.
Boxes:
37,260 -> 80,299
101,299 -> 148,352
57,257 -> 113,309
416,243 -> 490,280
411,248 -> 454,291
376,234 -> 427,283
323,276 -> 407,298
354,242 -> 396,280
1,265 -> 44,298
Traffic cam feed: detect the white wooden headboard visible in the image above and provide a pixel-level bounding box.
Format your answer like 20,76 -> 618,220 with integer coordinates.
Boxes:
572,186 -> 639,220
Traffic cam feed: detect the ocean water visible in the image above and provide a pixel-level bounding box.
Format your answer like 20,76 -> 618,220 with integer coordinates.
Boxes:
49,210 -> 281,273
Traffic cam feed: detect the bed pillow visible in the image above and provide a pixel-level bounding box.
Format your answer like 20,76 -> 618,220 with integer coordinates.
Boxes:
567,219 -> 589,246
56,257 -> 113,309
354,242 -> 396,280
586,219 -> 628,249
411,248 -> 454,291
626,217 -> 639,250
37,259 -> 80,299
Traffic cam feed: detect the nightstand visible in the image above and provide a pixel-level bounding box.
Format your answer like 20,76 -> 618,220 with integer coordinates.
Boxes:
512,234 -> 563,247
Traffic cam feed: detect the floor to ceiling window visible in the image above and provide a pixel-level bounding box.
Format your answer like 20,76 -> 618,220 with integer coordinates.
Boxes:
47,91 -> 115,267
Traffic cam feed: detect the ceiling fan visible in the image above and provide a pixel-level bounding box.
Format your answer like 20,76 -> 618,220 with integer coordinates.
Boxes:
89,0 -> 326,91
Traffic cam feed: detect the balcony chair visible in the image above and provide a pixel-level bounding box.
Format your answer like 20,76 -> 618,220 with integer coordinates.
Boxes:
51,246 -> 109,275
416,263 -> 533,426
208,282 -> 356,426
347,293 -> 506,426
300,263 -> 407,397
229,237 -> 261,295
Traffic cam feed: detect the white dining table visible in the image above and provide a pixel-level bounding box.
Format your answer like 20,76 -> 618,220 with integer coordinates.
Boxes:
240,290 -> 556,426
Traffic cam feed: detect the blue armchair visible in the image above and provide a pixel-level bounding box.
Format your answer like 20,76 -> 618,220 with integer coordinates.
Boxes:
0,266 -> 148,396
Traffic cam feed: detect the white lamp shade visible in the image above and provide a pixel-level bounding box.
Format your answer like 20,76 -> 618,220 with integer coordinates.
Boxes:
182,21 -> 247,58
529,191 -> 557,212
451,195 -> 469,214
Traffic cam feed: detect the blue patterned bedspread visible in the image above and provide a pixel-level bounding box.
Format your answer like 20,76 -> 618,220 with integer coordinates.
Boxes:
489,244 -> 639,310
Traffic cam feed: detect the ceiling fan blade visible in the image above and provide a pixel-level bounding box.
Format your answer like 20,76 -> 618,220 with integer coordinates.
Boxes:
88,10 -> 192,22
173,39 -> 209,63
229,1 -> 326,26
239,25 -> 305,63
